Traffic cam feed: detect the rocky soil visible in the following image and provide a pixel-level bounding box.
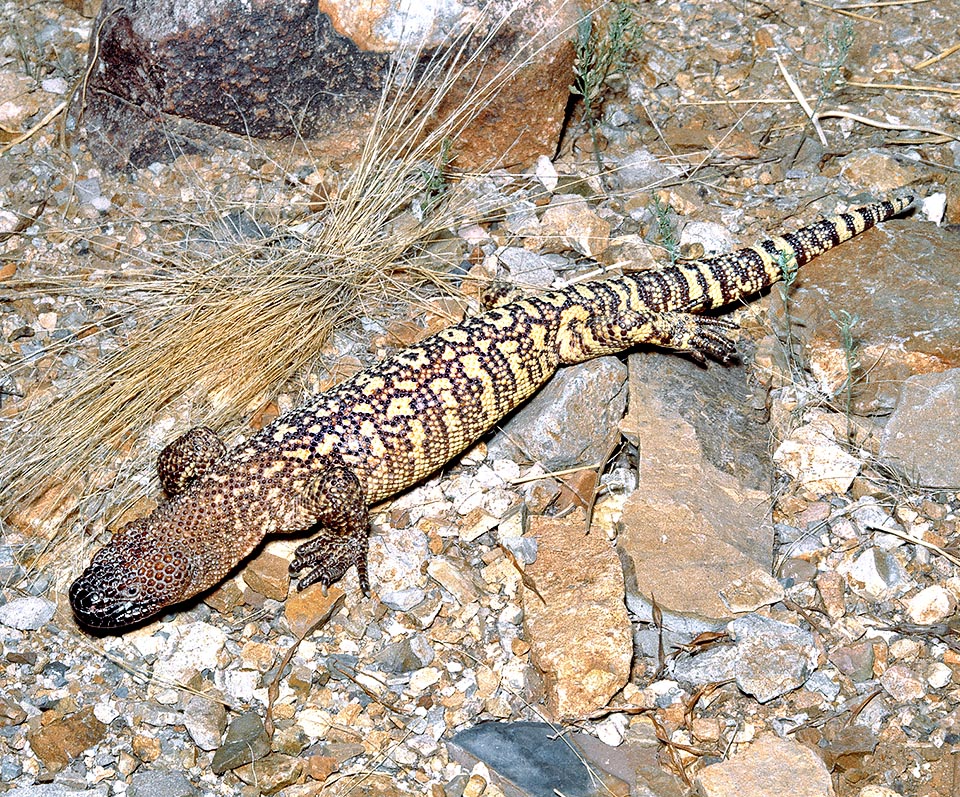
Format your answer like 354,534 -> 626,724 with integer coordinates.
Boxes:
1,1 -> 959,796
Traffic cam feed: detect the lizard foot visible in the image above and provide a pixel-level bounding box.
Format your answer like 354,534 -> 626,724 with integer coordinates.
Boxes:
652,311 -> 740,365
290,532 -> 370,595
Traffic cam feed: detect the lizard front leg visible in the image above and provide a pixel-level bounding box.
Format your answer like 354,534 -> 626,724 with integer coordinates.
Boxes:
286,467 -> 371,594
157,426 -> 227,496
647,311 -> 740,364
557,303 -> 739,365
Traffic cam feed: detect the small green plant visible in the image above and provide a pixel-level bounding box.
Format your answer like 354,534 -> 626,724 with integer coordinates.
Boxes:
570,4 -> 641,180
417,136 -> 454,216
650,193 -> 679,265
784,20 -> 855,169
777,248 -> 804,373
832,308 -> 862,439
820,20 -> 855,99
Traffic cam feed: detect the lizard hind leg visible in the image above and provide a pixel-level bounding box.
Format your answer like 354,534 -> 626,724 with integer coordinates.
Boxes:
287,466 -> 371,595
157,426 -> 227,496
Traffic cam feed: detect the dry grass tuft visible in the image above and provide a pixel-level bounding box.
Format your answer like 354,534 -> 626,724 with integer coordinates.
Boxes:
0,5 -> 580,578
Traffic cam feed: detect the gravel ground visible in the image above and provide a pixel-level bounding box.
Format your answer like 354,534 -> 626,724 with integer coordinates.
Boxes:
1,1 -> 959,796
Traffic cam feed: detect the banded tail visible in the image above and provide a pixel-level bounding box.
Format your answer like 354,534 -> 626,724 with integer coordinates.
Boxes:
661,194 -> 915,315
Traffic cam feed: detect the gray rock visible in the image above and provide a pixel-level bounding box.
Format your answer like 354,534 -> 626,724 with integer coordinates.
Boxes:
211,710 -> 270,774
488,356 -> 627,471
500,535 -> 538,565
728,615 -> 819,703
497,247 -> 557,289
0,597 -> 56,630
672,643 -> 740,688
182,693 -> 227,751
674,614 -> 818,703
375,635 -> 435,674
378,587 -> 427,612
130,770 -> 198,797
611,148 -> 680,192
805,670 -> 841,701
448,721 -> 629,797
880,368 -> 960,488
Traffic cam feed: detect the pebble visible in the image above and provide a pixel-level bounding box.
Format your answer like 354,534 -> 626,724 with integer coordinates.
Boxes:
720,568 -> 785,613
210,710 -> 271,774
26,707 -> 107,774
235,753 -> 302,793
841,548 -> 910,602
243,550 -> 291,600
926,661 -> 952,689
497,246 -> 557,288
130,770 -> 198,797
426,556 -> 482,605
829,642 -> 875,683
539,194 -> 611,258
374,635 -> 435,674
857,788 -> 902,797
150,622 -> 227,691
534,154 -> 558,191
879,664 -> 926,702
728,614 -> 818,703
73,177 -> 101,205
182,693 -> 227,751
283,584 -> 344,638
815,570 -> 846,619
449,721 -> 629,797
772,413 -> 862,495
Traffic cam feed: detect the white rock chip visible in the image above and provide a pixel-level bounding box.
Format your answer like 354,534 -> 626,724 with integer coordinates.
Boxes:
0,597 -> 55,630
905,584 -> 954,625
926,661 -> 952,689
534,154 -> 558,191
150,622 -> 227,694
720,568 -> 785,613
773,413 -> 861,495
879,664 -> 925,702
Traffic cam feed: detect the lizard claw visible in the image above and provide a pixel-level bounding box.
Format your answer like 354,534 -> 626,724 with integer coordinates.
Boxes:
290,534 -> 370,595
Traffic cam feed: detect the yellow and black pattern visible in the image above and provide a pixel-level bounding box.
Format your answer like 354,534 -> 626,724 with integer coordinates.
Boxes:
69,195 -> 913,628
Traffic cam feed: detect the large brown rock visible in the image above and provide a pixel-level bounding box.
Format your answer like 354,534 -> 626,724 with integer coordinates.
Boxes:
616,353 -> 775,630
82,0 -> 581,170
26,706 -> 107,774
772,217 -> 960,414
522,512 -> 632,720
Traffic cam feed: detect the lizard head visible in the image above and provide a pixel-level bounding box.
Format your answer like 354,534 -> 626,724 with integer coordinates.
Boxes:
69,514 -> 196,630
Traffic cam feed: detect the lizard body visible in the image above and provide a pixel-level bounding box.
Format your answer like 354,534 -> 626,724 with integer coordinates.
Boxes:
69,195 -> 913,628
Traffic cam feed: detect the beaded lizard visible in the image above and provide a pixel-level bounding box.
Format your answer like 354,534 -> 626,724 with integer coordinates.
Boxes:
70,195 -> 913,628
